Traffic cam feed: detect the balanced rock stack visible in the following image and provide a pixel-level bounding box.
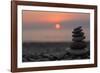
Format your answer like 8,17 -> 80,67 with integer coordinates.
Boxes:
67,26 -> 88,55
71,26 -> 86,50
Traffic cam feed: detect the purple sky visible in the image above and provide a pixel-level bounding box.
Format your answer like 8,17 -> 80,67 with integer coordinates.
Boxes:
22,10 -> 90,42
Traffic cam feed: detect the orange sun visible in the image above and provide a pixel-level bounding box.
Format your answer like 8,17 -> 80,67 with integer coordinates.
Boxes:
55,24 -> 61,29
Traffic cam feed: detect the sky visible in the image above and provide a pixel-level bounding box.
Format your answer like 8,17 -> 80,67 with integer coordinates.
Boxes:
22,10 -> 90,42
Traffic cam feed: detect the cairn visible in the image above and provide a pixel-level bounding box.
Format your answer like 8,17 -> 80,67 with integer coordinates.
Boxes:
67,26 -> 88,55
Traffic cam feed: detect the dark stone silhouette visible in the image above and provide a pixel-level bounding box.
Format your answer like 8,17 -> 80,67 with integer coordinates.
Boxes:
67,26 -> 88,55
71,26 -> 87,50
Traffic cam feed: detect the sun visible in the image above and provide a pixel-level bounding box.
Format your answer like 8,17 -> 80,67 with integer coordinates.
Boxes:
55,24 -> 61,29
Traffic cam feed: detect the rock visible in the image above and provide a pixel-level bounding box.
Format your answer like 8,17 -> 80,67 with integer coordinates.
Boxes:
37,58 -> 49,61
41,53 -> 54,60
30,54 -> 39,59
50,52 -> 66,60
68,26 -> 88,55
71,42 -> 87,49
72,32 -> 84,37
72,29 -> 82,33
22,58 -> 28,62
42,53 -> 50,58
74,26 -> 82,31
72,36 -> 85,42
66,48 -> 88,55
63,54 -> 69,59
28,58 -> 36,61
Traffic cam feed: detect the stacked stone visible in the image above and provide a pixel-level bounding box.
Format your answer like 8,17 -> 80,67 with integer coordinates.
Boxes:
71,26 -> 86,50
66,26 -> 88,56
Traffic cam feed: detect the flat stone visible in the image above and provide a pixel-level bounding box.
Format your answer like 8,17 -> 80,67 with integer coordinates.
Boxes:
39,58 -> 50,61
74,26 -> 82,31
70,42 -> 87,49
66,48 -> 88,55
72,29 -> 82,33
72,36 -> 85,42
50,51 -> 66,60
72,32 -> 84,37
41,53 -> 54,60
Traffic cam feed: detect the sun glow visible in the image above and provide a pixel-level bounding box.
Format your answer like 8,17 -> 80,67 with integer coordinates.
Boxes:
55,24 -> 61,29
